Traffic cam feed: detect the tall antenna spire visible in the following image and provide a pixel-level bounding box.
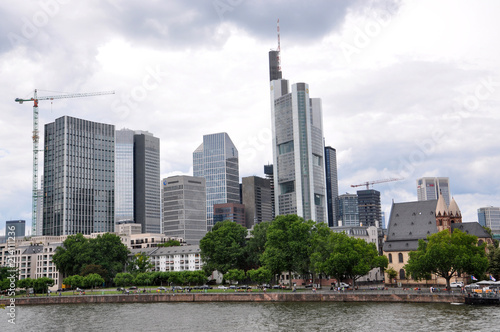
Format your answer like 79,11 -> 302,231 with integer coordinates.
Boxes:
277,19 -> 281,72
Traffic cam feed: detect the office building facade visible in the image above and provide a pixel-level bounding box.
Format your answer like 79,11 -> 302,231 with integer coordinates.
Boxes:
337,194 -> 359,226
242,176 -> 273,228
43,116 -> 115,235
325,146 -> 339,227
115,129 -> 161,234
162,175 -> 207,245
357,189 -> 381,227
417,177 -> 451,207
193,133 -> 239,227
478,207 -> 500,233
213,203 -> 246,227
264,164 -> 275,219
5,220 -> 26,238
270,78 -> 326,222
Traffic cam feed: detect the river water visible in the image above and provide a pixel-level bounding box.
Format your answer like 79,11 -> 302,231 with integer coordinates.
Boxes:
3,301 -> 499,331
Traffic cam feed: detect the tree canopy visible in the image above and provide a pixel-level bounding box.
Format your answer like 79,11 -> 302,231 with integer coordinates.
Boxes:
52,233 -> 130,282
405,229 -> 488,288
199,220 -> 248,275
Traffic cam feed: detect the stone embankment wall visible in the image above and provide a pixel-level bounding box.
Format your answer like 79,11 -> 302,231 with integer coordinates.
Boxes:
1,292 -> 464,306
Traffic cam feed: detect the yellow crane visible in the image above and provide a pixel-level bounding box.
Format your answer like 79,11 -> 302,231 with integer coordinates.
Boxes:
15,89 -> 115,235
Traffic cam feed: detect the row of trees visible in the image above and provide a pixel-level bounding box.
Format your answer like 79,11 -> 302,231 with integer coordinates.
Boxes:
113,271 -> 207,287
17,277 -> 54,294
200,215 -> 388,285
62,273 -> 105,292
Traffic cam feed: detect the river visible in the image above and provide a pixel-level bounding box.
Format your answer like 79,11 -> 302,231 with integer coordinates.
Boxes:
3,301 -> 499,331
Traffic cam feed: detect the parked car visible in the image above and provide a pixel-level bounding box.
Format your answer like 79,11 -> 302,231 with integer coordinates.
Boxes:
117,287 -> 125,292
238,285 -> 251,290
261,284 -> 271,289
337,282 -> 350,288
172,286 -> 183,291
229,285 -> 237,289
272,285 -> 282,289
218,285 -> 229,290
199,285 -> 212,290
157,287 -> 167,291
450,282 -> 464,288
129,286 -> 138,290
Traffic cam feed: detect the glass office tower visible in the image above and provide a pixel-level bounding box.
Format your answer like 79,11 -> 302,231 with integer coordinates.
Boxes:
43,116 -> 115,235
193,133 -> 239,227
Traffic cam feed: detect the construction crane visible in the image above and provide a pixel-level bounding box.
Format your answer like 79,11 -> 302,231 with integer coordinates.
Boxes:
351,177 -> 403,190
15,89 -> 115,235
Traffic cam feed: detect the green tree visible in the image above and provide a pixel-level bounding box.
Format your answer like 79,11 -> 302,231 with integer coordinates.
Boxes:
83,273 -> 105,292
261,215 -> 315,284
405,229 -> 489,288
385,267 -> 397,284
128,253 -> 154,275
224,269 -> 246,285
168,271 -> 186,286
114,273 -> 135,287
63,275 -> 84,293
80,264 -> 107,279
53,233 -> 129,283
0,266 -> 18,291
245,221 -> 270,270
311,231 -> 387,287
487,245 -> 500,281
185,271 -> 207,286
134,272 -> 154,288
32,277 -> 54,294
483,227 -> 499,248
247,267 -> 272,285
18,278 -> 33,294
151,271 -> 170,286
200,220 -> 248,275
157,239 -> 181,247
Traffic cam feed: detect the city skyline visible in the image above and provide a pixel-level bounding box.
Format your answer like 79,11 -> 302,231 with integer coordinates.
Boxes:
1,1 -> 500,234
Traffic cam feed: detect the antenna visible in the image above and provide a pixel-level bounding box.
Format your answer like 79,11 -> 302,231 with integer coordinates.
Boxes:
277,19 -> 281,72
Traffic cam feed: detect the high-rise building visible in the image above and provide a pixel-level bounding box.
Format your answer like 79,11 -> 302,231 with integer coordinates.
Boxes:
133,131 -> 161,233
242,176 -> 273,228
325,146 -> 339,227
337,194 -> 359,226
162,175 -> 207,245
5,220 -> 26,238
264,164 -> 275,219
269,50 -> 282,81
270,77 -> 326,222
115,129 -> 161,234
213,203 -> 246,227
417,177 -> 451,207
478,207 -> 500,233
43,116 -> 115,235
35,180 -> 44,236
193,133 -> 239,227
357,189 -> 381,227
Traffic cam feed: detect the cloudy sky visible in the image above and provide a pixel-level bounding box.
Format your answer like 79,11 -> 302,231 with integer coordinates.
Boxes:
1,0 -> 499,234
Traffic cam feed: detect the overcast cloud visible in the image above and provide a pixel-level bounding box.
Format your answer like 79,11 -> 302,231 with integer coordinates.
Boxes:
1,0 -> 499,234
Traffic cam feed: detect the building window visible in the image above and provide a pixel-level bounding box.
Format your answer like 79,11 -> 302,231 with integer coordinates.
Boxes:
399,269 -> 406,280
388,254 -> 392,264
398,253 -> 404,263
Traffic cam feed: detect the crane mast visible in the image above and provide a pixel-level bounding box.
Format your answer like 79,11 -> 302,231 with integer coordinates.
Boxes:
15,89 -> 115,235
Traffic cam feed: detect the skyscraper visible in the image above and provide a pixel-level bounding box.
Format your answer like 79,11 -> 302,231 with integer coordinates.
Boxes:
242,176 -> 273,228
264,164 -> 275,219
43,116 -> 115,235
337,194 -> 359,226
417,177 -> 451,207
193,133 -> 239,227
357,189 -> 381,227
162,175 -> 207,245
478,207 -> 500,233
269,76 -> 326,222
133,131 -> 161,234
115,129 -> 161,234
325,146 -> 339,227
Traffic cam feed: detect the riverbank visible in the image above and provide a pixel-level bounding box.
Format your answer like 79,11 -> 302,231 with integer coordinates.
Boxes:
0,291 -> 465,306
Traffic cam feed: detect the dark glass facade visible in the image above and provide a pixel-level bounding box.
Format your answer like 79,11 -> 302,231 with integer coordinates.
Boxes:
325,147 -> 339,227
43,116 -> 115,235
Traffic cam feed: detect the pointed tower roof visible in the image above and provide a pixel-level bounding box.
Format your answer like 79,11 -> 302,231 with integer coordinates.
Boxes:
448,197 -> 461,216
436,192 -> 448,216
